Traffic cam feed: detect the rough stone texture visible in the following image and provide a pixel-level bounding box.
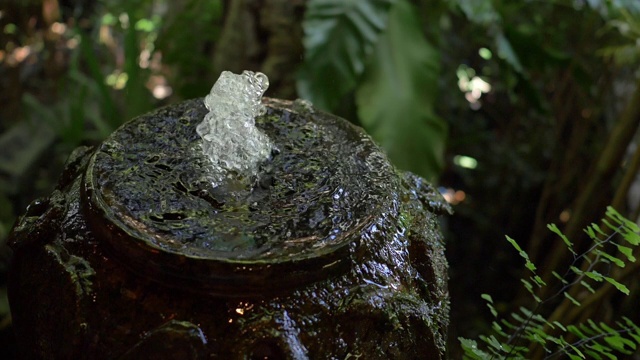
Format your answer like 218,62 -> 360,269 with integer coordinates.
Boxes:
8,98 -> 451,359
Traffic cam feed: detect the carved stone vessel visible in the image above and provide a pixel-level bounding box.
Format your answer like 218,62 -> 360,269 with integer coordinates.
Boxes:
8,98 -> 451,359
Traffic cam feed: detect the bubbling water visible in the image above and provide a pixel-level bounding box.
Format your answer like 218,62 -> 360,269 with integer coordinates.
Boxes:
196,71 -> 273,184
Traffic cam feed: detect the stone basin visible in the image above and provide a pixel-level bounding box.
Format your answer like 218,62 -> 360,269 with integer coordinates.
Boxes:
8,98 -> 451,359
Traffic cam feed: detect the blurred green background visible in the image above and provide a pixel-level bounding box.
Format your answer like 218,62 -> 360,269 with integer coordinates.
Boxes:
1,0 -> 640,358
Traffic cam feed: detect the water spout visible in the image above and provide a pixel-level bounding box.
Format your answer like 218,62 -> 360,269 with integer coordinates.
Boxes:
196,71 -> 273,183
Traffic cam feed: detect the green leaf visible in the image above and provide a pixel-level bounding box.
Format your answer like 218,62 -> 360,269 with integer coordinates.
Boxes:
482,334 -> 505,352
580,280 -> 596,294
603,276 -> 630,295
596,250 -> 625,268
487,304 -> 498,318
591,223 -> 608,237
506,235 -> 524,252
495,31 -> 524,73
298,0 -> 396,111
355,0 -> 446,180
548,223 -> 576,255
621,317 -> 640,343
607,206 -> 640,233
583,320 -> 600,336
459,337 -> 491,359
527,332 -> 545,345
564,292 -> 582,306
519,306 -> 533,318
622,316 -> 640,331
568,325 -> 588,338
620,336 -> 637,350
532,275 -> 546,287
584,270 -> 604,282
586,343 -> 615,360
521,278 -> 534,294
602,218 -> 622,235
628,330 -> 640,344
455,0 -> 500,26
553,271 -> 569,285
492,321 -> 508,337
616,245 -> 636,262
604,335 -> 635,353
554,321 -> 567,332
525,260 -> 537,272
597,320 -> 615,334
500,319 -> 518,330
567,343 -> 586,359
480,293 -> 493,303
511,312 -> 526,324
524,325 -> 547,342
571,266 -> 585,276
622,230 -> 640,246
584,350 -> 603,360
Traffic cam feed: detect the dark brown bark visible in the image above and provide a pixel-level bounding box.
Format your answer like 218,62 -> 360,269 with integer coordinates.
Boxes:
213,0 -> 305,99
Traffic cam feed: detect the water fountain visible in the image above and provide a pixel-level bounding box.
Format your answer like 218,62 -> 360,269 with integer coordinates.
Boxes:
8,71 -> 451,359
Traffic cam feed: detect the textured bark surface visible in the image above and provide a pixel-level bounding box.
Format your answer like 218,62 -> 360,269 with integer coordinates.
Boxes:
213,0 -> 305,99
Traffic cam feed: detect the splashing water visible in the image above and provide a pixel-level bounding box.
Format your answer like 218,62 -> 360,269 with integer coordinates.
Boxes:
196,71 -> 273,182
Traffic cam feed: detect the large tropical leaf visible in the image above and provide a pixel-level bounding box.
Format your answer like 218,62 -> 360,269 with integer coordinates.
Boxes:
297,0 -> 395,111
455,0 -> 500,25
355,0 -> 446,181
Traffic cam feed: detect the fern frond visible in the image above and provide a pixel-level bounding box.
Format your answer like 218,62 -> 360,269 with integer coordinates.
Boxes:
459,207 -> 640,359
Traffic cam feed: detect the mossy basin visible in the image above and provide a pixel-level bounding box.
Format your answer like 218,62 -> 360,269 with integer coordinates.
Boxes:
8,98 -> 451,359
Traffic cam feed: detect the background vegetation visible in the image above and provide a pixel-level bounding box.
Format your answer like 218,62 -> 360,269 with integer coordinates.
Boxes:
1,0 -> 640,358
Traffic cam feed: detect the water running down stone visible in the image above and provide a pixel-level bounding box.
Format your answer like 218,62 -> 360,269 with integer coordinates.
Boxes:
196,71 -> 273,182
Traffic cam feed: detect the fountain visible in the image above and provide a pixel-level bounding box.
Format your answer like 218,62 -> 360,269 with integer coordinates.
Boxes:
196,70 -> 273,184
8,71 -> 451,359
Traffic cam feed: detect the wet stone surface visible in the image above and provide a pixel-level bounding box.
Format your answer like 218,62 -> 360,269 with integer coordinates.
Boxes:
8,98 -> 452,359
92,98 -> 396,261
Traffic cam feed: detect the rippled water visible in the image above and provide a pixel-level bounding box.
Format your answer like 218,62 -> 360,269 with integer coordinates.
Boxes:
92,98 -> 398,261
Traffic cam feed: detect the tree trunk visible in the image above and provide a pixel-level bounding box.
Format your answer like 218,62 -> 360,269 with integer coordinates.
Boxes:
213,0 -> 305,99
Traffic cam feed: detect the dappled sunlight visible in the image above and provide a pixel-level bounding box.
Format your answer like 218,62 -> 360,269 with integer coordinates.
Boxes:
150,78 -> 172,100
440,187 -> 467,205
457,64 -> 492,109
453,155 -> 478,169
4,45 -> 32,66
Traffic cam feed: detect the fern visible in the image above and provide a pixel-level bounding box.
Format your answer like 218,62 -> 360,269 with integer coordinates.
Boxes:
460,207 -> 640,359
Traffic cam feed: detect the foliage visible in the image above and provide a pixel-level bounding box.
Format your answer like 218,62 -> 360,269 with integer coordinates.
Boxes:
297,0 -> 394,111
355,1 -> 446,182
14,0 -> 223,150
21,45 -> 114,148
460,207 -> 640,359
154,0 -> 223,98
439,2 -> 640,354
297,0 -> 447,180
3,0 -> 640,358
